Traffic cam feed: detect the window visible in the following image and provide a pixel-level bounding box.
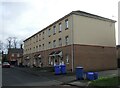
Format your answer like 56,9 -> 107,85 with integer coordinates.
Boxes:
42,31 -> 44,39
48,42 -> 51,49
65,36 -> 69,45
53,40 -> 56,48
65,19 -> 68,29
36,46 -> 38,51
53,26 -> 56,35
39,34 -> 41,41
66,54 -> 69,64
33,47 -> 35,51
59,23 -> 62,32
12,54 -> 14,57
42,44 -> 44,49
48,28 -> 51,37
17,54 -> 20,57
36,35 -> 38,42
59,38 -> 62,47
39,45 -> 41,50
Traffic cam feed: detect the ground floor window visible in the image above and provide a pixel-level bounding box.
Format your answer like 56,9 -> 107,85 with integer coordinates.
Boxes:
66,54 -> 69,64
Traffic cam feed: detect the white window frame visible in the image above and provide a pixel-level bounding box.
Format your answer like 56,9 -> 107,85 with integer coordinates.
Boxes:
42,31 -> 44,39
65,36 -> 69,45
42,44 -> 44,49
53,26 -> 56,35
39,33 -> 41,41
48,42 -> 51,49
59,23 -> 62,32
59,38 -> 62,47
36,46 -> 38,51
53,40 -> 56,48
39,45 -> 41,51
65,19 -> 68,29
66,54 -> 69,64
48,28 -> 51,37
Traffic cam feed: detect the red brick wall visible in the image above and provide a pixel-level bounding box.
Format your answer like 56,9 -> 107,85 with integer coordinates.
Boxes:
24,44 -> 117,71
74,44 -> 117,71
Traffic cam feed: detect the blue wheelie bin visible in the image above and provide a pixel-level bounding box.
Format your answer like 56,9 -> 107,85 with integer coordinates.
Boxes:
94,72 -> 98,80
54,65 -> 61,75
86,72 -> 94,80
60,64 -> 66,74
76,67 -> 84,80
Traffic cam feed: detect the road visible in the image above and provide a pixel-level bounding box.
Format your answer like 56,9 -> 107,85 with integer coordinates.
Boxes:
2,67 -> 62,86
2,67 -> 78,88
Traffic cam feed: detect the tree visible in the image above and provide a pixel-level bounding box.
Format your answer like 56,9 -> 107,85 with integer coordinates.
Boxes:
6,37 -> 23,49
13,37 -> 17,48
6,37 -> 12,49
0,41 -> 3,53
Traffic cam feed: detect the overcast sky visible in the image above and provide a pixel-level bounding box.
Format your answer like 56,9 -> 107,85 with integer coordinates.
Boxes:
0,0 -> 119,46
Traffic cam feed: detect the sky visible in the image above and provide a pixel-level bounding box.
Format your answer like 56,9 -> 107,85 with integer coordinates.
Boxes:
0,0 -> 120,49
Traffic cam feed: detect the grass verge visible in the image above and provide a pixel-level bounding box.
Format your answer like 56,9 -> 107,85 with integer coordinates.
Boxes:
89,76 -> 120,86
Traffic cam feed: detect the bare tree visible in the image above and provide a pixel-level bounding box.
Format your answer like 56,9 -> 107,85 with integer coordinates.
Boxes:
6,37 -> 12,49
0,41 -> 3,52
13,37 -> 17,48
6,37 -> 23,49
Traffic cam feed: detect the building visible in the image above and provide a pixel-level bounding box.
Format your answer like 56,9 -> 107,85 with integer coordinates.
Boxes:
23,10 -> 117,71
117,45 -> 120,68
0,52 -> 2,64
8,48 -> 23,65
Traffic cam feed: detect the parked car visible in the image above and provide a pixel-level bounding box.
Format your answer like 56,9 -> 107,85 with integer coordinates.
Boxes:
2,62 -> 10,68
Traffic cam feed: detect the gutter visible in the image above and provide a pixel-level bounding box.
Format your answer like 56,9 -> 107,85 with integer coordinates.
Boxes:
71,15 -> 74,72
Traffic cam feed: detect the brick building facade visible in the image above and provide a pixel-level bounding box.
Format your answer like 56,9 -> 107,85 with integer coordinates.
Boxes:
23,11 -> 117,71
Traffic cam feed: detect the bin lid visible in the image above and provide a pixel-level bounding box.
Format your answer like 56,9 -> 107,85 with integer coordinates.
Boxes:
76,67 -> 83,69
88,72 -> 94,74
54,65 -> 60,67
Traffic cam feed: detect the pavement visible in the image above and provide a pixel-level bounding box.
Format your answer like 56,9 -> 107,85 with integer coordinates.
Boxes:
13,66 -> 119,87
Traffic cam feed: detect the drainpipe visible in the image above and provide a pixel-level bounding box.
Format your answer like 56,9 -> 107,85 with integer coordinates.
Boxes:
71,15 -> 74,72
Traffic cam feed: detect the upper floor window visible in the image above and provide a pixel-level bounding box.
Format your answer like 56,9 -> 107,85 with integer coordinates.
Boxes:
34,36 -> 35,43
39,33 -> 41,41
65,19 -> 68,29
48,42 -> 51,49
39,45 -> 41,50
53,40 -> 56,48
48,28 -> 51,37
59,23 -> 62,32
53,26 -> 56,35
42,44 -> 44,49
33,47 -> 35,51
59,38 -> 62,47
36,46 -> 38,51
36,35 -> 38,42
65,36 -> 69,45
42,31 -> 44,39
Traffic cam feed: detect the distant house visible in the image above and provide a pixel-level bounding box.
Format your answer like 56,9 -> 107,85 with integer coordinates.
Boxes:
8,48 -> 23,65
